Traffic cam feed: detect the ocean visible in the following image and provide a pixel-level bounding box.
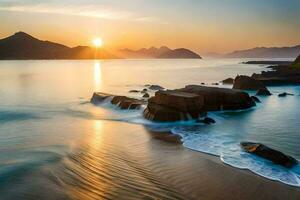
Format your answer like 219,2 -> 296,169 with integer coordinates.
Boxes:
0,58 -> 299,199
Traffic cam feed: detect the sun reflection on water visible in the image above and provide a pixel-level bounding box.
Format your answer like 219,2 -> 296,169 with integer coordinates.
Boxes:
94,61 -> 102,91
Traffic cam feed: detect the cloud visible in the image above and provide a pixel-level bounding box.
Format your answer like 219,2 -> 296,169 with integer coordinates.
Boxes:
0,1 -> 158,21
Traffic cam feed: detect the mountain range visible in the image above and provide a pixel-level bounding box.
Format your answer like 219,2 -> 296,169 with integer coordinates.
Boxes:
0,32 -> 202,60
224,45 -> 300,58
118,46 -> 202,59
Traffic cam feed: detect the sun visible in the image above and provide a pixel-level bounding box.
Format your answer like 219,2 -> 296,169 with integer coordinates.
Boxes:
93,38 -> 103,48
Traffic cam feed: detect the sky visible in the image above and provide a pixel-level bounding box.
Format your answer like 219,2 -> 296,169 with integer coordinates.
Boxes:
0,0 -> 300,54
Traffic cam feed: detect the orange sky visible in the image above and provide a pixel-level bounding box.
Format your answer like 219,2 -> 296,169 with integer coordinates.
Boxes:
1,0 -> 300,54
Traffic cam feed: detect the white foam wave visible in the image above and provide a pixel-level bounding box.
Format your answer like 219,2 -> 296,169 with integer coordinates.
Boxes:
171,126 -> 300,187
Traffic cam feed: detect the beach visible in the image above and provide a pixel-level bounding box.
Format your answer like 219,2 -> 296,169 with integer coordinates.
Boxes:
56,121 -> 300,200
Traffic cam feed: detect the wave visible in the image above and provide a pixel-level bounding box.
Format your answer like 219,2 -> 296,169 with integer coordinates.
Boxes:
171,126 -> 300,187
73,99 -> 300,187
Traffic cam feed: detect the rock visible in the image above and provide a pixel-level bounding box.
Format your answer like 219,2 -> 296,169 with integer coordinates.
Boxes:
222,78 -> 234,84
129,90 -> 140,93
148,85 -> 165,90
90,92 -> 112,104
144,85 -> 255,122
233,75 -> 266,90
178,85 -> 256,111
201,82 -> 205,85
144,90 -> 207,122
202,117 -> 216,124
212,82 -> 219,85
143,93 -> 150,98
256,88 -> 272,96
240,142 -> 298,168
278,92 -> 294,97
141,88 -> 148,94
251,96 -> 261,103
91,92 -> 144,109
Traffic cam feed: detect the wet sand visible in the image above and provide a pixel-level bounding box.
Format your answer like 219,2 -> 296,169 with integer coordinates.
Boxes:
60,120 -> 300,200
9,120 -> 300,200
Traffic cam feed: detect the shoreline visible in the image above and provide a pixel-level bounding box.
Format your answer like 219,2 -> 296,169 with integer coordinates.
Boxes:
94,121 -> 300,199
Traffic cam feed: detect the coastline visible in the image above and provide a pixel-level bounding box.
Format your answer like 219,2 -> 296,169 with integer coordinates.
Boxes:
59,120 -> 300,200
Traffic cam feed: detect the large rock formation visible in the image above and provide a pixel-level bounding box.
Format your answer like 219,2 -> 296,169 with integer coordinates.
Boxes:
240,142 -> 298,168
233,75 -> 266,90
144,85 -> 255,122
91,92 -> 145,109
251,55 -> 300,85
144,90 -> 206,121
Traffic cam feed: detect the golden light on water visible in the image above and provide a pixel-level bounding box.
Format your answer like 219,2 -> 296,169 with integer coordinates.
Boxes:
92,38 -> 103,48
94,61 -> 102,91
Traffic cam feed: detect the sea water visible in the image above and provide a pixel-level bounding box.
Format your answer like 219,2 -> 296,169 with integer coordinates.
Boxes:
0,59 -> 299,198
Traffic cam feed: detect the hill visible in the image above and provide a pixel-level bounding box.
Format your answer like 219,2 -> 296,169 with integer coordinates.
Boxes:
118,46 -> 201,59
0,32 -> 117,59
225,45 -> 300,58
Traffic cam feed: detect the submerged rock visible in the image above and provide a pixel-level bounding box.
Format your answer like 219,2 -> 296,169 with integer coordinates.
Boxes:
202,117 -> 216,124
129,90 -> 140,93
278,92 -> 294,97
222,78 -> 234,84
91,92 -> 144,109
143,93 -> 150,98
148,85 -> 165,90
144,85 -> 255,122
256,88 -> 272,96
233,75 -> 266,90
240,142 -> 298,168
141,88 -> 148,94
251,96 -> 261,103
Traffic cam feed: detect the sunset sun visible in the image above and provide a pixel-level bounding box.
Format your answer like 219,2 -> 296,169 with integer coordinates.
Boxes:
93,38 -> 103,48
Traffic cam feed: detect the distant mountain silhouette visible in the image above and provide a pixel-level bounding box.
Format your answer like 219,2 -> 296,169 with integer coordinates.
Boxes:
0,32 -> 117,59
225,45 -> 300,58
118,46 -> 201,59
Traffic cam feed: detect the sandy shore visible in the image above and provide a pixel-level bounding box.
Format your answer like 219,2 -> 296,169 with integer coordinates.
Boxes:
58,120 -> 300,200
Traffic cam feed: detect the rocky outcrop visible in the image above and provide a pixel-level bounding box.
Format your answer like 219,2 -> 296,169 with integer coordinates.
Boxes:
178,85 -> 256,111
222,78 -> 234,84
240,142 -> 298,168
143,93 -> 150,98
251,56 -> 300,85
148,85 -> 165,90
144,85 -> 255,122
278,92 -> 294,97
233,75 -> 266,90
91,92 -> 144,109
251,96 -> 261,103
144,90 -> 207,121
256,88 -> 272,96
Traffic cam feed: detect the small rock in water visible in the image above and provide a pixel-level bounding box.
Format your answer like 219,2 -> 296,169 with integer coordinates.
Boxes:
240,142 -> 298,168
212,82 -> 219,85
256,88 -> 272,96
202,117 -> 216,124
148,85 -> 165,90
141,88 -> 148,93
201,82 -> 205,85
278,92 -> 294,97
129,90 -> 140,93
251,96 -> 261,103
143,93 -> 150,98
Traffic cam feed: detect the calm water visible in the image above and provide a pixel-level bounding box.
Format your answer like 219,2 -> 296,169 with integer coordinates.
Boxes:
0,59 -> 299,199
